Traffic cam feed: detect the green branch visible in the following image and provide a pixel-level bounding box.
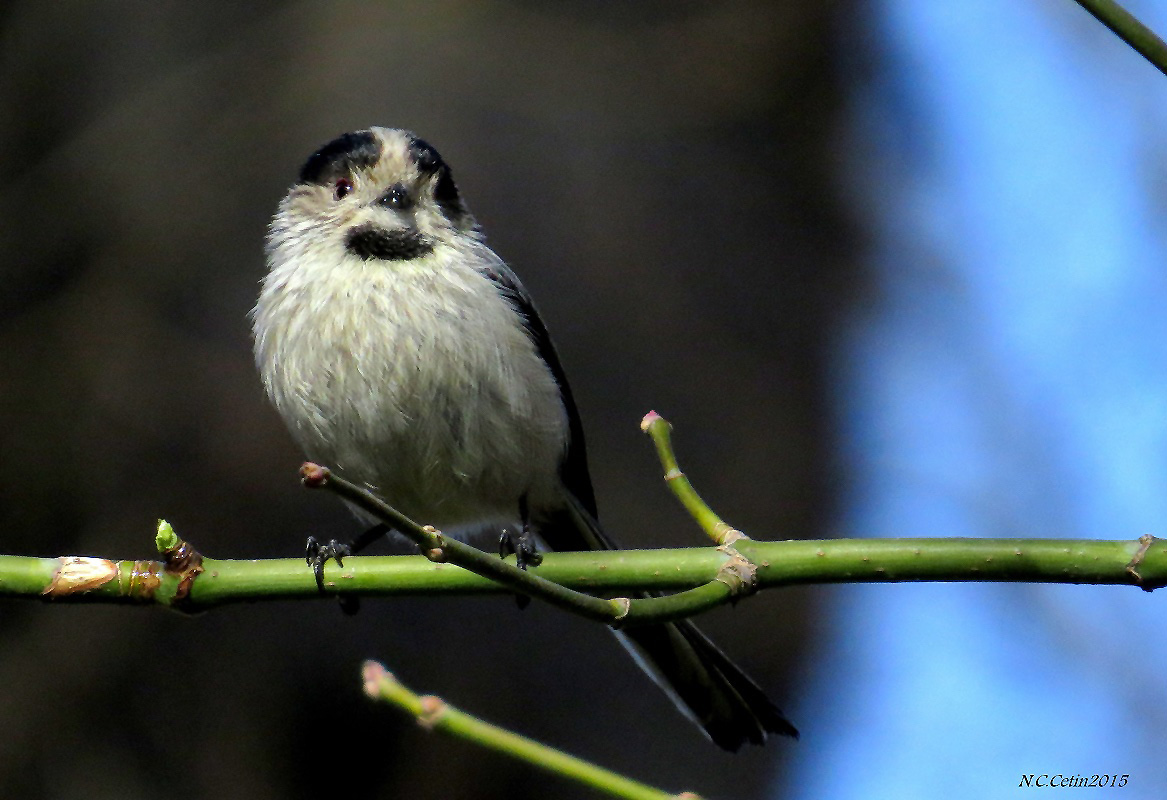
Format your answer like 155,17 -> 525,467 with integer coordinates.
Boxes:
1,414 -> 1162,618
362,661 -> 701,800
3,533 -> 1161,610
1073,0 -> 1167,76
302,463 -> 625,623
302,459 -> 772,626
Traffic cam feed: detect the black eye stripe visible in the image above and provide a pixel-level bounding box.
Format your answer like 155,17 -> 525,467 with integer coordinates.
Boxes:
404,133 -> 468,224
406,135 -> 444,174
432,169 -> 464,221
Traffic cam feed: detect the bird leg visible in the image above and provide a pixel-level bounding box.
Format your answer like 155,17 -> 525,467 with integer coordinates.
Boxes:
306,522 -> 391,613
498,495 -> 543,570
498,496 -> 543,610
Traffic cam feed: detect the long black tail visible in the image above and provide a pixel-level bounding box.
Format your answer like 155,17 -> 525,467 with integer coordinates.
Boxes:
539,496 -> 798,751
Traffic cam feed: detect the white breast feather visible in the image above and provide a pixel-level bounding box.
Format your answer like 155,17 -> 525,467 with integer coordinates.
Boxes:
253,233 -> 569,531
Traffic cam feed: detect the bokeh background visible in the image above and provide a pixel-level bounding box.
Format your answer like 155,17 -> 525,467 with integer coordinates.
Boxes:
1,2 -> 1165,798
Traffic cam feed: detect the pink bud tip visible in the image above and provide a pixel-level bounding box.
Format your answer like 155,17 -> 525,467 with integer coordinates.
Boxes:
640,410 -> 661,431
300,462 -> 329,486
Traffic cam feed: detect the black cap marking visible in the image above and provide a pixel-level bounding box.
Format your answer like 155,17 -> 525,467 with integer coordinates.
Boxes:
299,131 -> 382,185
345,224 -> 434,261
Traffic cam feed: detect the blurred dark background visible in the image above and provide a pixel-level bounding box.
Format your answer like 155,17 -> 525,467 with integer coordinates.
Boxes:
11,3 -> 1166,798
0,2 -> 852,798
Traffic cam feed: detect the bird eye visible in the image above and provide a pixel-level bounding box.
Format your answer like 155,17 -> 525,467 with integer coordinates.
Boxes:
379,183 -> 413,211
334,178 -> 353,200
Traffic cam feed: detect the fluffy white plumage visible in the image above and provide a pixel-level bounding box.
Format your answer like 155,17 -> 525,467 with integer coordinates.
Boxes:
254,128 -> 568,532
251,127 -> 798,750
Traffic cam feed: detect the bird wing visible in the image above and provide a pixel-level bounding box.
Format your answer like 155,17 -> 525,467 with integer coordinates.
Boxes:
477,260 -> 599,522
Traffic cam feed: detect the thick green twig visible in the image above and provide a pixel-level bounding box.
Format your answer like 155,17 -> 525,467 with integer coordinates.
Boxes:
1073,0 -> 1167,77
2,414 -> 1162,615
361,661 -> 701,800
4,533 -> 1162,609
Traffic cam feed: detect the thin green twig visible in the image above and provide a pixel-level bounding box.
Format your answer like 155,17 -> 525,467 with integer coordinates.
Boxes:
302,463 -> 623,622
361,661 -> 701,800
302,462 -> 754,626
1073,0 -> 1167,76
640,412 -> 744,545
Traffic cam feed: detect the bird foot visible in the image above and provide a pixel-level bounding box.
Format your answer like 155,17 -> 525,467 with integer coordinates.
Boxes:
305,535 -> 351,591
499,527 -> 542,610
498,528 -> 543,570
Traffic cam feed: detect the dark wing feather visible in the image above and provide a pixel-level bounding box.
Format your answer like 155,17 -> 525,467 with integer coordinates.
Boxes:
479,263 -> 598,522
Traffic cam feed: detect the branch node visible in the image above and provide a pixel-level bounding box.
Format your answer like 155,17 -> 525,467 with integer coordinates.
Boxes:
714,547 -> 758,599
1125,534 -> 1159,591
155,522 -> 205,601
127,559 -> 163,599
421,526 -> 448,562
609,596 -> 632,629
715,524 -> 749,545
417,695 -> 449,729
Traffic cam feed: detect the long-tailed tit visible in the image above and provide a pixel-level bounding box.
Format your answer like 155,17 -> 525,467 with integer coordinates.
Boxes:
252,127 -> 797,749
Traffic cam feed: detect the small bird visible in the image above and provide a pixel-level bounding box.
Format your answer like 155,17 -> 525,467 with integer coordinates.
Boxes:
252,127 -> 798,749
